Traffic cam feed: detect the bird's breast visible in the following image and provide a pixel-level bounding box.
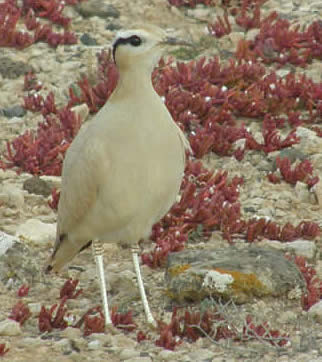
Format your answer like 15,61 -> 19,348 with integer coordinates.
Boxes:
99,106 -> 184,227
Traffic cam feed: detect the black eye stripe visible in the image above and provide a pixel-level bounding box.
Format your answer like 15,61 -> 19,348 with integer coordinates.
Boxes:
113,35 -> 143,62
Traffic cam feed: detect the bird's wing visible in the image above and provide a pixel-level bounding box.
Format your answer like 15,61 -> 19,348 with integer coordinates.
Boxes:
56,134 -> 108,238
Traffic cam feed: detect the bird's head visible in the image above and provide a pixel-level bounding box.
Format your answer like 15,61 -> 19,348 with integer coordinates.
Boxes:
112,25 -> 191,72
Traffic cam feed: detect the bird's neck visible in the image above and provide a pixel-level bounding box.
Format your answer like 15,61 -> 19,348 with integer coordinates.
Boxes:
112,68 -> 155,100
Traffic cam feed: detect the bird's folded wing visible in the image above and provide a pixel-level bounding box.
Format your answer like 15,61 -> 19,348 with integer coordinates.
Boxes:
57,141 -> 108,237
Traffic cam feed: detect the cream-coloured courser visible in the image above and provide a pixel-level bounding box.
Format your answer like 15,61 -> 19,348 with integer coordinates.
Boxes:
44,26 -> 191,327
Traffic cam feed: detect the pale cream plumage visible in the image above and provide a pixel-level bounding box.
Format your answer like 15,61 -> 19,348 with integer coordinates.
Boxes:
45,26 -> 190,327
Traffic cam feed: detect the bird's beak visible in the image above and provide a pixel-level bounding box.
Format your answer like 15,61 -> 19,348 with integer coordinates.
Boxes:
160,36 -> 193,47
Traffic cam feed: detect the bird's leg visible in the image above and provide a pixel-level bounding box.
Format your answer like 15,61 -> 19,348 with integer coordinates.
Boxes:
131,247 -> 156,328
92,240 -> 112,326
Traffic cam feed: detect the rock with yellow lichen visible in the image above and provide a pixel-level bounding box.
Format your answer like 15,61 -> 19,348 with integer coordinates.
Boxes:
165,247 -> 306,304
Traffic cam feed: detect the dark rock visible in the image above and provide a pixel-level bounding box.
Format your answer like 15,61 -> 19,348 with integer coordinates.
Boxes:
271,148 -> 306,171
165,247 -> 305,304
0,57 -> 35,79
23,176 -> 52,197
0,231 -> 42,287
80,33 -> 98,46
2,105 -> 26,118
75,2 -> 120,19
106,23 -> 122,31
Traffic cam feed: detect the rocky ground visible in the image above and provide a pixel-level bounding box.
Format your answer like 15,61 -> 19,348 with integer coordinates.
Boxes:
0,0 -> 322,361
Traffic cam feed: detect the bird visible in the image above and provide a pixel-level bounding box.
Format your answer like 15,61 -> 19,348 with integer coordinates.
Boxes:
44,25 -> 191,328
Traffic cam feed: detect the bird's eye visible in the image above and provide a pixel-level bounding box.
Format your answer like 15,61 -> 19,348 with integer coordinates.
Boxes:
129,35 -> 142,47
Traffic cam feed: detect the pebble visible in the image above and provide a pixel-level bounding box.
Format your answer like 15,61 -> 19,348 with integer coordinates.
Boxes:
124,357 -> 151,362
108,269 -> 138,299
53,338 -> 72,354
283,240 -> 317,259
75,2 -> 120,19
16,337 -> 43,348
157,349 -> 178,360
111,333 -> 137,348
28,302 -> 42,315
23,176 -> 52,197
80,33 -> 98,46
245,28 -> 260,41
119,348 -> 140,360
16,218 -> 56,246
0,183 -> 24,209
279,310 -> 298,323
294,181 -> 311,203
0,231 -> 17,256
263,239 -> 316,259
87,339 -> 101,350
2,105 -> 26,118
0,169 -> 17,179
40,175 -> 62,190
0,319 -> 22,336
0,56 -> 34,79
308,300 -> 322,323
71,103 -> 90,124
189,348 -> 215,360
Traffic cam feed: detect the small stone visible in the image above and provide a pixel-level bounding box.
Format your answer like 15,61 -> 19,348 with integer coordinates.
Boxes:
108,269 -> 138,299
88,340 -> 101,350
17,337 -> 43,348
119,348 -> 140,360
0,319 -> 22,336
28,302 -> 42,315
296,127 -> 319,143
76,2 -> 120,19
279,310 -> 297,323
111,334 -> 137,348
23,176 -> 52,197
0,183 -> 24,209
189,349 -> 215,361
0,236 -> 40,286
202,270 -> 234,292
285,240 -> 316,259
2,105 -> 26,118
39,175 -> 61,190
71,103 -> 89,124
80,33 -> 98,46
308,301 -> 322,323
186,7 -> 211,20
272,148 -> 306,171
228,32 -> 245,46
61,326 -> 82,340
245,28 -> 260,42
294,181 -> 311,203
157,349 -> 176,360
105,23 -> 122,31
316,260 -> 322,280
16,219 -> 56,246
124,358 -> 151,362
0,231 -> 17,256
0,169 -> 17,179
53,338 -> 72,354
313,179 -> 322,206
0,56 -> 34,79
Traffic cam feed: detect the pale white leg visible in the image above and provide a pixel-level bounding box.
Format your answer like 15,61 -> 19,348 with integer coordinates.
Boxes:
92,240 -> 112,326
132,248 -> 156,328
